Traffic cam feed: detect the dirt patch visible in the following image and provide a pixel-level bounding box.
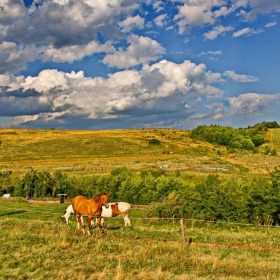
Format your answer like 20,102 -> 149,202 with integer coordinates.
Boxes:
28,200 -> 60,204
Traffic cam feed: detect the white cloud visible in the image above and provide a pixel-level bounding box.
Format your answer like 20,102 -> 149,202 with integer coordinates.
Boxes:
233,27 -> 251,37
0,0 -> 27,26
228,93 -> 280,115
0,0 -> 143,75
118,15 -> 145,32
204,25 -> 234,40
40,41 -> 115,63
174,0 -> 227,33
1,0 -> 140,47
102,35 -> 165,68
232,27 -> 263,37
0,41 -> 37,74
199,51 -> 222,57
224,71 -> 258,83
265,21 -> 277,28
153,1 -> 165,13
242,0 -> 280,19
154,14 -> 167,27
0,60 -> 223,127
21,69 -> 70,93
173,0 -> 280,34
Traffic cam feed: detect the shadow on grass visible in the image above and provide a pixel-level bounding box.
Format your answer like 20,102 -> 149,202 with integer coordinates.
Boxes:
0,210 -> 27,216
103,226 -> 121,230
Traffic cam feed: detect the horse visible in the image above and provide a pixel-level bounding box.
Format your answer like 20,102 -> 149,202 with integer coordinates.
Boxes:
61,202 -> 131,227
71,193 -> 109,235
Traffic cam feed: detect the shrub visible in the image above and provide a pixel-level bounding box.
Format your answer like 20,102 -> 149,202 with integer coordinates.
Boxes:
251,134 -> 265,146
148,138 -> 161,145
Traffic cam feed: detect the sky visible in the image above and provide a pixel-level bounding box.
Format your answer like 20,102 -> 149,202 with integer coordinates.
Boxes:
0,0 -> 280,130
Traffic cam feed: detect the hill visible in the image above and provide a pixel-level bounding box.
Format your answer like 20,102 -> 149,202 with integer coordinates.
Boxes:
0,128 -> 279,178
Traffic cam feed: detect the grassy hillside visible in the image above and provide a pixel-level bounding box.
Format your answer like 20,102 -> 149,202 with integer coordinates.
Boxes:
1,129 -> 280,279
0,128 -> 279,178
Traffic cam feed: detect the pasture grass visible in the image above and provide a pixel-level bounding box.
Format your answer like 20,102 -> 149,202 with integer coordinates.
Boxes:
1,199 -> 280,279
0,128 -> 279,179
271,129 -> 280,146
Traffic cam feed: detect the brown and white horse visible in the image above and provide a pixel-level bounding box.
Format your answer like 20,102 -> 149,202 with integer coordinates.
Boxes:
71,193 -> 109,235
61,202 -> 131,227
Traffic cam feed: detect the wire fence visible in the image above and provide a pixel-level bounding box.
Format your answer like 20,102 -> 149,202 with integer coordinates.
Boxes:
1,204 -> 280,229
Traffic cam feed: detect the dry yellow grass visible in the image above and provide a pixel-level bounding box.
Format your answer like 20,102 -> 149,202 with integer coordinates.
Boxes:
0,128 -> 279,178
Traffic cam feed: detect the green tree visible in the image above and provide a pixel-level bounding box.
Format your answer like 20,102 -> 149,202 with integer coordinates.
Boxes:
19,168 -> 38,198
251,134 -> 265,147
248,176 -> 280,225
52,171 -> 71,197
35,171 -> 54,198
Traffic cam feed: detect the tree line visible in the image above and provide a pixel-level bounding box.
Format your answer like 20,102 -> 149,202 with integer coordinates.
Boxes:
190,125 -> 266,150
1,166 -> 280,226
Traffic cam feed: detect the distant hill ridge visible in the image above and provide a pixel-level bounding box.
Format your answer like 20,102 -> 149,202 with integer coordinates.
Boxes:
251,121 -> 280,129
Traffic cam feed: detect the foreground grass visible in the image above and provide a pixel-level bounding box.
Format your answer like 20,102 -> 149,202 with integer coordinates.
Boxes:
1,199 -> 280,279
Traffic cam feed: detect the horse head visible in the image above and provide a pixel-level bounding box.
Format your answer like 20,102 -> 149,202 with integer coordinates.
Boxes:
101,192 -> 109,208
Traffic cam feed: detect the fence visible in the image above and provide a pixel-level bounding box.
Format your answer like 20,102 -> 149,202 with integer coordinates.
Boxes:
1,204 -> 280,245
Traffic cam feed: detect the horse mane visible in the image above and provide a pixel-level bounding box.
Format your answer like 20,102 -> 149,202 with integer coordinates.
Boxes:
90,192 -> 108,202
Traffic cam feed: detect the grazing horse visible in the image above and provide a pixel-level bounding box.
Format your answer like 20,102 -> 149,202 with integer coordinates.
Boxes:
71,193 -> 109,235
61,202 -> 131,227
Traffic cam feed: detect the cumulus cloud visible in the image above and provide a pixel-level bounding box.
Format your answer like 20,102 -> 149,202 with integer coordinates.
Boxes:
118,15 -> 145,32
0,0 -> 27,28
228,93 -> 280,115
223,71 -> 258,82
232,27 -> 263,37
0,0 -> 143,74
2,0 -> 139,47
0,40 -> 115,73
0,0 -> 279,129
40,41 -> 115,63
204,25 -> 234,40
174,0 -> 220,33
102,35 -> 165,68
0,41 -> 38,74
154,14 -> 167,27
153,1 -> 165,13
173,0 -> 280,34
240,0 -> 280,20
0,60 -> 223,128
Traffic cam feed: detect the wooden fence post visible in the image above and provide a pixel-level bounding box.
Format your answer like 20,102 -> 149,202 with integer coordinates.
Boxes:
180,218 -> 186,244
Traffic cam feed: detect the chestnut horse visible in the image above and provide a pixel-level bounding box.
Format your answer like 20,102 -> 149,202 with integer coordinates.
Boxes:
71,193 -> 109,235
61,202 -> 131,226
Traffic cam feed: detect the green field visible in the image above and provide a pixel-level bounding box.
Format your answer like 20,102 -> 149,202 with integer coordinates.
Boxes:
0,128 -> 280,278
1,199 -> 280,279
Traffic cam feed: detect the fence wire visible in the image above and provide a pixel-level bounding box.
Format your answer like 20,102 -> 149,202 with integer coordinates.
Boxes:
0,204 -> 280,228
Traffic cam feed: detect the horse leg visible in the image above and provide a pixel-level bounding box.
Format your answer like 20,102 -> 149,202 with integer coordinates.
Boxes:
96,217 -> 102,234
76,215 -> 86,234
90,217 -> 95,228
95,217 -> 104,227
124,214 -> 131,226
86,216 -> 92,236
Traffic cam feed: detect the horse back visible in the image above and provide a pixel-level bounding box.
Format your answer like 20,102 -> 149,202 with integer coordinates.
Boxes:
110,202 -> 131,217
72,195 -> 103,216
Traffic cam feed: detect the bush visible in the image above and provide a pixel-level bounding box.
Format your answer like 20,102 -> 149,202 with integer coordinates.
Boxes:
148,138 -> 161,145
251,134 -> 265,146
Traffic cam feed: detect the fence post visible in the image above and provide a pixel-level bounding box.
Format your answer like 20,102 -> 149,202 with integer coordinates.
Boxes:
180,218 -> 186,244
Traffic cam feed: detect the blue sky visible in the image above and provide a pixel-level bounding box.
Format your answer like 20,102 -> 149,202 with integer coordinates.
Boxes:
0,0 -> 280,130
